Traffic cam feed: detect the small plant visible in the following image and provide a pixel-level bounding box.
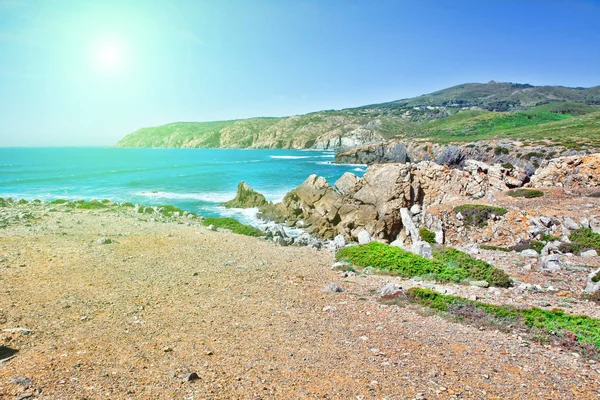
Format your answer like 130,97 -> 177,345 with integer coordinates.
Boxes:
506,189 -> 544,199
501,162 -> 514,169
419,227 -> 436,244
454,204 -> 508,227
75,200 -> 107,209
494,146 -> 509,155
202,217 -> 263,237
565,227 -> 600,254
540,233 -> 559,242
50,199 -> 70,204
480,245 -> 510,252
592,271 -> 600,283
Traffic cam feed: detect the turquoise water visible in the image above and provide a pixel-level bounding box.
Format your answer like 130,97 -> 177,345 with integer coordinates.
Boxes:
0,147 -> 365,225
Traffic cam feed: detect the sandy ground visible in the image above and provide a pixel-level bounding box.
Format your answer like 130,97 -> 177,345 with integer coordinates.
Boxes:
1,207 -> 599,399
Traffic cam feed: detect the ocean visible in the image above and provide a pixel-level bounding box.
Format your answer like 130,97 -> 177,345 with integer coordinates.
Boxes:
0,147 -> 366,226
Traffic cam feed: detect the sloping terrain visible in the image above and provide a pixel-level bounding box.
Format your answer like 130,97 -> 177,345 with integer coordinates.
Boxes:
116,82 -> 600,150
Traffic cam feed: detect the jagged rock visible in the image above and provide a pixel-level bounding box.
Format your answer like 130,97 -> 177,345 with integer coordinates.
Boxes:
321,283 -> 345,293
400,208 -> 419,242
334,173 -> 360,196
357,230 -> 372,245
410,204 -> 421,215
222,181 -> 268,208
331,262 -> 350,271
273,236 -> 293,246
333,234 -> 346,249
584,269 -> 600,294
411,240 -> 432,259
540,216 -> 553,227
563,217 -> 580,231
529,154 -> 600,188
581,249 -> 598,258
539,255 -> 561,272
521,249 -> 539,258
378,283 -> 403,297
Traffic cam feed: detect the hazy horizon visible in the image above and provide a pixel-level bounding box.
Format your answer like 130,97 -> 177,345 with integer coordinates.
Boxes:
1,0 -> 600,147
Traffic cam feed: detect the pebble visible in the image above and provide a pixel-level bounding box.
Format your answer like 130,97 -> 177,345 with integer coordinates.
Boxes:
186,372 -> 200,382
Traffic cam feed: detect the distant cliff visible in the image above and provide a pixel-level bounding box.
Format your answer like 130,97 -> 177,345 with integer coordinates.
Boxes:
116,82 -> 600,150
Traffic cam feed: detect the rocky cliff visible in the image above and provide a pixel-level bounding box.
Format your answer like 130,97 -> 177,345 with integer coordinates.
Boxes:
262,153 -> 600,248
334,139 -> 597,175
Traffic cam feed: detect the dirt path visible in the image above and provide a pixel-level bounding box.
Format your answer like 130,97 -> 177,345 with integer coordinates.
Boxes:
1,209 -> 599,399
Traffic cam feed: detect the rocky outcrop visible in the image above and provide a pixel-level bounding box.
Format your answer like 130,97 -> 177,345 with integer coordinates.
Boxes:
528,153 -> 600,188
269,160 -> 527,242
334,139 -> 595,176
222,181 -> 268,208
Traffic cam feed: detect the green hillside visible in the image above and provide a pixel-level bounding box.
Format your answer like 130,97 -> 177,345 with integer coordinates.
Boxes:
116,82 -> 600,150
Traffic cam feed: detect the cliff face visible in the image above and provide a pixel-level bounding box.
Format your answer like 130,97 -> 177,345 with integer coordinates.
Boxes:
266,153 -> 600,245
264,159 -> 528,241
334,139 -> 596,175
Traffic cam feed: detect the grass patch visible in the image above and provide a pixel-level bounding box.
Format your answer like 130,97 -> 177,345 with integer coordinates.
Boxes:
50,199 -> 71,205
506,189 -> 544,199
500,162 -> 514,169
74,200 -> 108,209
454,204 -> 508,227
480,245 -> 511,252
419,227 -> 436,244
406,288 -> 600,358
201,217 -> 263,237
561,227 -> 600,255
335,242 -> 511,287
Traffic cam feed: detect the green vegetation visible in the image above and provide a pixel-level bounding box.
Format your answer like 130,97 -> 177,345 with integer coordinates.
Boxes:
418,227 -> 436,244
506,189 -> 545,198
335,242 -> 511,287
500,162 -> 514,169
560,228 -> 600,255
115,80 -> 600,151
50,199 -> 70,204
201,217 -> 263,237
155,204 -> 191,217
406,288 -> 600,354
454,204 -> 508,227
74,200 -> 107,210
480,245 -> 510,252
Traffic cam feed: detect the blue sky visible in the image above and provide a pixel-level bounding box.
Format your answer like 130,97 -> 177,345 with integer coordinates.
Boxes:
1,0 -> 599,146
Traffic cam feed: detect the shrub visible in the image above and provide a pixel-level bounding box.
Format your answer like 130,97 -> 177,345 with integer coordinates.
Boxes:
335,242 -> 511,287
480,245 -> 510,252
566,227 -> 600,254
454,204 -> 508,227
75,200 -> 107,209
201,217 -> 263,237
501,162 -> 514,170
419,227 -> 436,244
494,146 -> 510,155
506,189 -> 544,199
50,199 -> 70,204
406,288 -> 600,354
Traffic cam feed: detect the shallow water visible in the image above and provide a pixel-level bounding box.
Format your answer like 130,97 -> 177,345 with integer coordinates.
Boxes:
0,147 -> 365,225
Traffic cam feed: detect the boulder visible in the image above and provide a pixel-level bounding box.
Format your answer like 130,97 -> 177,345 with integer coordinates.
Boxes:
378,282 -> 403,297
539,254 -> 561,272
400,208 -> 419,242
520,249 -> 539,258
411,240 -> 432,259
334,172 -> 360,196
581,249 -> 598,258
222,181 -> 268,208
357,230 -> 372,245
584,269 -> 600,294
563,217 -> 580,231
321,283 -> 345,293
333,234 -> 346,249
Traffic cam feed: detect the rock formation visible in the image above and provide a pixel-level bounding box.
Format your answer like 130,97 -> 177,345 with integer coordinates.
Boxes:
222,181 -> 269,208
528,153 -> 600,188
266,159 -> 527,242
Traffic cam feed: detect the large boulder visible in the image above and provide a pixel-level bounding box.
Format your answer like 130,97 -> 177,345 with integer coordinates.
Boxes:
222,181 -> 268,208
584,269 -> 600,295
529,153 -> 600,188
411,240 -> 432,259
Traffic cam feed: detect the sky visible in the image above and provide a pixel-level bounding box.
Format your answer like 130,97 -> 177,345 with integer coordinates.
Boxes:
1,0 -> 599,147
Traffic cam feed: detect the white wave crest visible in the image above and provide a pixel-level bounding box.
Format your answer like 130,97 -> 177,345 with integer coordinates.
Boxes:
137,191 -> 236,203
270,155 -> 311,159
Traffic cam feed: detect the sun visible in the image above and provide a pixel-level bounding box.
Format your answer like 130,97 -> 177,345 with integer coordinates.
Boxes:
91,40 -> 125,73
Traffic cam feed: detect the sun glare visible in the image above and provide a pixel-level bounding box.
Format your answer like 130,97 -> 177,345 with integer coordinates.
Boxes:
92,40 -> 125,73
